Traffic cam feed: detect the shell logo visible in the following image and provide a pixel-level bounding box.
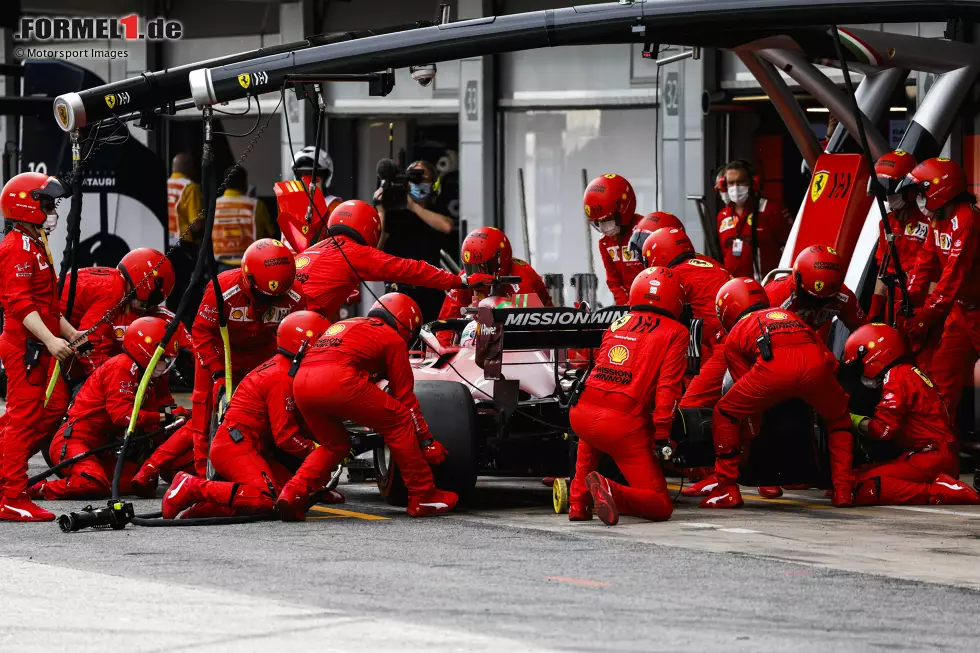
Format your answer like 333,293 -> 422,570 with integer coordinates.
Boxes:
18,191 -> 26,199
765,311 -> 788,320
867,340 -> 877,349
231,308 -> 245,320
295,256 -> 311,269
114,326 -> 126,339
608,344 -> 630,365
144,335 -> 152,343
325,323 -> 346,336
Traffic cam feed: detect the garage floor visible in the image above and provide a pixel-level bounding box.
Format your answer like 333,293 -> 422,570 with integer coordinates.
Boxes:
2,458 -> 980,652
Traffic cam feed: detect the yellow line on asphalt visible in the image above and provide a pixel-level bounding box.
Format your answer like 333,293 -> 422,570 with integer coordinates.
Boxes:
308,505 -> 390,520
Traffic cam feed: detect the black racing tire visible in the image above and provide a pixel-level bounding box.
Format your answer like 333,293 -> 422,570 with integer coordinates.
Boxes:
374,380 -> 479,506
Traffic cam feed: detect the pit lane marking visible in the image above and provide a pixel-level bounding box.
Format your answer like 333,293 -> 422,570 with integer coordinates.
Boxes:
307,506 -> 390,521
544,576 -> 612,588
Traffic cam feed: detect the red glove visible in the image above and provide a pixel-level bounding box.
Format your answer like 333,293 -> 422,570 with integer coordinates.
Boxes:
172,406 -> 191,420
902,308 -> 941,351
420,438 -> 448,465
464,273 -> 495,290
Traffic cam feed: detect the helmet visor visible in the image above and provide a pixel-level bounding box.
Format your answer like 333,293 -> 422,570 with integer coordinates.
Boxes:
463,253 -> 500,277
628,229 -> 652,262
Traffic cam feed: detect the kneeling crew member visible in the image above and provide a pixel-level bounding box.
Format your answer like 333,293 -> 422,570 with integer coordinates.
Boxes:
845,323 -> 978,505
190,238 -> 305,476
296,200 -> 463,322
684,278 -> 855,508
0,172 -> 76,522
568,267 -> 687,525
30,318 -> 186,500
280,293 -> 456,518
163,311 -> 336,519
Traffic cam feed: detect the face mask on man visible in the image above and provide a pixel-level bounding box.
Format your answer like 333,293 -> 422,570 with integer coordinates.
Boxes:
596,219 -> 619,238
152,357 -> 175,379
728,184 -> 750,205
886,194 -> 905,212
916,194 -> 934,219
410,182 -> 432,200
719,190 -> 730,205
860,375 -> 882,390
42,212 -> 58,234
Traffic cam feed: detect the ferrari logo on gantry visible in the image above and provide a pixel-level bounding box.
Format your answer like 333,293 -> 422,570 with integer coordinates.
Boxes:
810,170 -> 830,202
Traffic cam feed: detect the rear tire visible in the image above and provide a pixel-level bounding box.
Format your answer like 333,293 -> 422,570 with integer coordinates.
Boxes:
374,381 -> 479,506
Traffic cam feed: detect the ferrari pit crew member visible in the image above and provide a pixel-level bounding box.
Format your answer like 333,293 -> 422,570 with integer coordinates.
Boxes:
280,293 -> 457,519
844,323 -> 978,506
438,226 -> 551,321
901,157 -> 980,419
765,245 -> 866,339
29,317 -> 188,501
627,211 -> 685,263
163,311 -> 336,520
683,278 -> 855,508
716,159 -> 791,280
189,238 -> 305,476
274,146 -> 344,253
870,150 -> 931,322
295,200 -> 463,323
0,171 -> 77,522
37,248 -> 184,444
568,267 -> 686,525
583,173 -> 644,305
641,227 -> 732,409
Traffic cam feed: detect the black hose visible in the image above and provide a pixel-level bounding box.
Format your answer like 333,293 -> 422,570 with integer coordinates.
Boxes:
28,427 -> 165,486
830,24 -> 912,323
131,513 -> 276,527
58,136 -> 84,322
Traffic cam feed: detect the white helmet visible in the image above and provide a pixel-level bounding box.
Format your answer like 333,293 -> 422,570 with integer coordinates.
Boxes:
292,146 -> 333,188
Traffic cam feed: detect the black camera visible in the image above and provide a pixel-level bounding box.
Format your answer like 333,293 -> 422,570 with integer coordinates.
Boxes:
376,158 -> 426,211
58,500 -> 135,533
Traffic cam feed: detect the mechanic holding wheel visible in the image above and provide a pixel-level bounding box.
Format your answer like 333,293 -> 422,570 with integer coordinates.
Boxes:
0,172 -> 77,522
295,199 -> 463,323
583,173 -> 645,306
567,266 -> 688,526
281,293 -> 457,519
30,317 -> 187,501
188,238 -> 306,477
844,323 -> 979,506
683,277 -> 855,509
164,311 -> 341,520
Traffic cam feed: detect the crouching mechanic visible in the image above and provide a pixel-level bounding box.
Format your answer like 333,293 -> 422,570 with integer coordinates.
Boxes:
844,323 -> 978,505
189,238 -> 305,476
295,200 -> 463,322
0,171 -> 76,522
162,311 -> 339,519
641,227 -> 731,409
36,247 -> 184,443
277,293 -> 457,519
438,227 -> 551,341
567,267 -> 687,525
29,317 -> 187,500
765,245 -> 866,339
583,174 -> 645,305
683,278 -> 855,508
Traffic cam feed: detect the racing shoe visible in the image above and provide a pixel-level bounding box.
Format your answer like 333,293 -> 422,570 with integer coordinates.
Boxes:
26,483 -> 48,500
310,486 -> 345,505
130,464 -> 160,499
831,484 -> 854,508
276,488 -> 311,522
0,494 -> 55,522
928,474 -> 980,505
758,486 -> 783,499
407,488 -> 458,518
161,472 -> 202,519
585,472 -> 619,525
699,484 -> 743,509
681,474 -> 720,498
568,502 -> 593,521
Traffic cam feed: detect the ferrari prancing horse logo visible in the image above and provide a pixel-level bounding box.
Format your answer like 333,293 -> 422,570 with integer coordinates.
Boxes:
238,74 -> 251,89
810,170 -> 830,202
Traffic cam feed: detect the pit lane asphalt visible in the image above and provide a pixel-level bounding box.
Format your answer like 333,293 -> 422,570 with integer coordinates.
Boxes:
3,461 -> 980,653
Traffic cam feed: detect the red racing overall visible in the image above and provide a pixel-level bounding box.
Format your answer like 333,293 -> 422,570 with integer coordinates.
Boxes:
163,357 -> 329,517
190,269 -> 305,475
716,197 -> 790,279
871,204 -> 932,320
295,234 -> 461,322
713,308 -> 853,496
32,353 -> 179,499
288,317 -> 438,498
568,311 -> 687,521
598,213 -> 645,305
0,227 -> 60,501
764,275 -> 867,339
854,364 -> 968,505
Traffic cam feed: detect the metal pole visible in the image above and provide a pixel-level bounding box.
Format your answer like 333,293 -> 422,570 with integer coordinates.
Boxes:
517,167 -> 531,265
582,168 -> 594,275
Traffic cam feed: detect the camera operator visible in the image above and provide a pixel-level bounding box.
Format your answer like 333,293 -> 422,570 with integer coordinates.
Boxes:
374,160 -> 456,321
